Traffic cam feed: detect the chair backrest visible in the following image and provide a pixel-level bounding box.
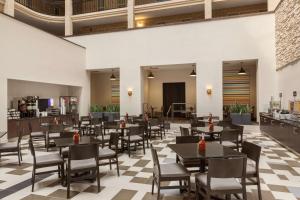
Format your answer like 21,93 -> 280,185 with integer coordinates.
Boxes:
220,129 -> 239,143
128,126 -> 141,137
48,124 -> 64,133
176,136 -> 200,144
149,118 -> 159,126
60,131 -> 74,138
207,157 -> 246,180
28,138 -> 36,164
191,121 -> 205,128
69,143 -> 98,161
94,125 -> 103,137
90,117 -> 101,125
80,116 -> 90,122
241,141 -> 261,163
150,145 -> 161,176
180,126 -> 190,136
109,132 -> 119,150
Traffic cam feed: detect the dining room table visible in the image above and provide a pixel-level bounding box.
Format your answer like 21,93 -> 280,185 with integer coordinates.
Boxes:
54,136 -> 101,148
168,142 -> 245,173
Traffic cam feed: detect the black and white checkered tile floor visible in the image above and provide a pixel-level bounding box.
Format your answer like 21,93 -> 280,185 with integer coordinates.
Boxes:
0,124 -> 300,200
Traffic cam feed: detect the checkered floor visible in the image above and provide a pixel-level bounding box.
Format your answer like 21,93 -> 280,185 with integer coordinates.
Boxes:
1,124 -> 300,200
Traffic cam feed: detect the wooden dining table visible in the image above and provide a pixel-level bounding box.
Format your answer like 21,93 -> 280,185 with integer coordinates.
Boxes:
168,142 -> 245,173
54,136 -> 101,148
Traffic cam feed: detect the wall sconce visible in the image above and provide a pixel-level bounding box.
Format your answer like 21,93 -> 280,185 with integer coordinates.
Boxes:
207,88 -> 212,95
128,88 -> 133,96
136,20 -> 145,28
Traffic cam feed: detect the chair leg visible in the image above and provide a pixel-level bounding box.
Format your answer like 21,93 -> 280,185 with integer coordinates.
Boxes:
109,159 -> 112,170
67,171 -> 71,199
97,167 -> 100,193
116,156 -> 120,177
160,131 -> 162,140
31,168 -> 35,192
18,151 -> 21,166
195,180 -> 200,200
128,142 -> 131,157
187,179 -> 191,199
157,180 -> 160,200
151,175 -> 155,195
20,148 -> 23,161
257,176 -> 262,200
61,164 -> 65,185
143,140 -> 145,154
225,194 -> 231,200
179,180 -> 183,193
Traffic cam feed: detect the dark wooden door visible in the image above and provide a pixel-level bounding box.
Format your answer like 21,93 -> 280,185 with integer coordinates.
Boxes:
163,82 -> 186,117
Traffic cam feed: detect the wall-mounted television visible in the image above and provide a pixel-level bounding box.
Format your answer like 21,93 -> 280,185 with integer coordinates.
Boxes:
38,98 -> 53,112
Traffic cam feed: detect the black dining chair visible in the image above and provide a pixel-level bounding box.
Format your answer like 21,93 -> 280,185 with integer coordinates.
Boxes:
191,120 -> 205,135
0,126 -> 23,165
79,116 -> 90,135
47,124 -> 64,151
29,138 -> 64,192
28,121 -> 46,148
98,132 -> 120,176
151,145 -> 191,200
242,141 -> 262,200
219,129 -> 240,151
195,157 -> 247,200
180,126 -> 190,136
122,126 -> 145,157
148,119 -> 162,140
95,125 -> 110,148
67,143 -> 100,198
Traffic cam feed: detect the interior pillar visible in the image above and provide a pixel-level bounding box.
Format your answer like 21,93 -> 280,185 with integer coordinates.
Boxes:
127,0 -> 135,29
65,0 -> 73,36
4,0 -> 14,17
204,0 -> 212,19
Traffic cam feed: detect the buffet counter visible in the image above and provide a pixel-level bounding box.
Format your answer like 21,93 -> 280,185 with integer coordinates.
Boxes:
260,113 -> 300,154
7,114 -> 78,139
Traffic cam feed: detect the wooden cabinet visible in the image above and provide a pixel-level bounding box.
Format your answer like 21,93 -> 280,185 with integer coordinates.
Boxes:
260,113 -> 300,154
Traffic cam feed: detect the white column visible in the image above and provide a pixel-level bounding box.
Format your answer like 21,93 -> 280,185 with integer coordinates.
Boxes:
65,0 -> 73,36
4,0 -> 15,17
204,0 -> 212,19
127,0 -> 135,29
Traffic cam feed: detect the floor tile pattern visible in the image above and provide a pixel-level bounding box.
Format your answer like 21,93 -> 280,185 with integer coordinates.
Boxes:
0,124 -> 300,199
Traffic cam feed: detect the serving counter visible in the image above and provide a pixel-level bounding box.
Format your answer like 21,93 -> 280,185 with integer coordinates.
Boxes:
260,113 -> 300,154
7,114 -> 78,139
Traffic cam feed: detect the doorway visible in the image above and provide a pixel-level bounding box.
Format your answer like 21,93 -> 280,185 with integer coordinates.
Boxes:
163,82 -> 186,117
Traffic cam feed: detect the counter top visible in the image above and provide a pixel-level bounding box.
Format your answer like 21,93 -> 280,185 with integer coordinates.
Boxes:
260,113 -> 300,128
8,114 -> 77,121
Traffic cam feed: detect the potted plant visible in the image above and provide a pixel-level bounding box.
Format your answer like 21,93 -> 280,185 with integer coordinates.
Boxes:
229,103 -> 251,125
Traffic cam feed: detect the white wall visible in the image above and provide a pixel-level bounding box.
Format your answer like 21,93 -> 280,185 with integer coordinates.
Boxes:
68,13 -> 277,119
0,13 -> 90,133
277,60 -> 300,110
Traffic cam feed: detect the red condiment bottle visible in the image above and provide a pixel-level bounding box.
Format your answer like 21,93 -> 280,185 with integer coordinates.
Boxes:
121,120 -> 126,128
125,112 -> 129,122
198,134 -> 206,152
73,131 -> 80,144
209,123 -> 214,131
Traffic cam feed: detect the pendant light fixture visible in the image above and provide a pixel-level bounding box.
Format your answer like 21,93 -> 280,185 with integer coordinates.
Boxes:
190,69 -> 196,77
190,64 -> 196,77
238,62 -> 247,75
110,70 -> 116,81
147,71 -> 155,79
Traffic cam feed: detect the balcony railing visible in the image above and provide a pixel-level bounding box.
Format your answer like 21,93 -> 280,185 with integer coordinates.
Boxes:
135,0 -> 171,6
16,0 -> 65,16
73,0 -> 127,15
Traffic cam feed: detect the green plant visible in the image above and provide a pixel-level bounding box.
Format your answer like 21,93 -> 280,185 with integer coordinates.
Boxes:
90,104 -> 103,112
106,104 -> 120,112
229,103 -> 251,114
